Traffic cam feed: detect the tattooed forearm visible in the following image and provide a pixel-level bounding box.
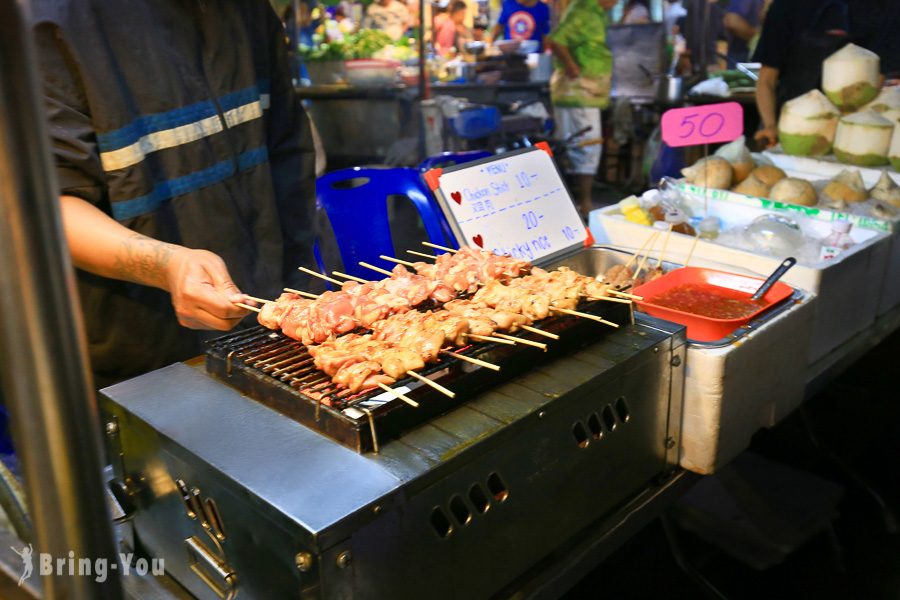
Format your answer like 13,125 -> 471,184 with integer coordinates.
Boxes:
112,232 -> 178,288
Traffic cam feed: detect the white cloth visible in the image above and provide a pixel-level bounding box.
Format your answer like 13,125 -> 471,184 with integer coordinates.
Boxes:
554,106 -> 602,175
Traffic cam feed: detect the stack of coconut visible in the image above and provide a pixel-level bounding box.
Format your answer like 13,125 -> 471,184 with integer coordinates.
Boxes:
681,136 -> 900,213
778,44 -> 900,170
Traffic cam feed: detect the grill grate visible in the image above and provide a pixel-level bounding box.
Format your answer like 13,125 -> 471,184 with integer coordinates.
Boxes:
205,299 -> 632,452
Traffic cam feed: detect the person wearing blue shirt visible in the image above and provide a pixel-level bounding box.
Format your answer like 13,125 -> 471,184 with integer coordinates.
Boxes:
491,0 -> 551,51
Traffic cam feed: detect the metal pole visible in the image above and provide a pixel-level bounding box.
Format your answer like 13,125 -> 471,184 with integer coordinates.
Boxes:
0,1 -> 123,598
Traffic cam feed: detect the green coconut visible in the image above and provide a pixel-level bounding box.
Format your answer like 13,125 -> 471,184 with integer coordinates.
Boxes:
833,110 -> 893,167
822,44 -> 881,111
891,124 -> 900,172
777,90 -> 839,156
862,87 -> 900,113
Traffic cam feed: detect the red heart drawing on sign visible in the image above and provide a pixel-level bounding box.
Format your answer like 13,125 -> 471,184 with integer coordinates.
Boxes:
451,191 -> 462,205
472,234 -> 484,248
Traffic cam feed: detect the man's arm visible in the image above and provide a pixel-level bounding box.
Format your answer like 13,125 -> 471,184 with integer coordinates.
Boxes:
723,12 -> 757,42
61,195 -> 249,330
491,23 -> 504,42
754,65 -> 779,147
546,38 -> 580,78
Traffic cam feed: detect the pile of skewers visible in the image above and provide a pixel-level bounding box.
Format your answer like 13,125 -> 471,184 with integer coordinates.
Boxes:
235,244 -> 645,405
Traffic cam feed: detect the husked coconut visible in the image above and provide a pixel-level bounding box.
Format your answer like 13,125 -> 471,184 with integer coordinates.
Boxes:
770,178 -> 818,206
833,110 -> 893,166
822,43 -> 880,111
777,90 -> 839,156
822,169 -> 867,203
732,174 -> 771,198
749,165 -> 787,187
861,86 -> 900,113
870,172 -> 900,206
681,157 -> 733,190
891,123 -> 900,172
714,136 -> 754,182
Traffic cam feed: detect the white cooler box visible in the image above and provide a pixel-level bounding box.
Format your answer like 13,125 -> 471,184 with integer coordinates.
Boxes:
680,294 -> 815,474
589,192 -> 890,365
761,150 -> 900,316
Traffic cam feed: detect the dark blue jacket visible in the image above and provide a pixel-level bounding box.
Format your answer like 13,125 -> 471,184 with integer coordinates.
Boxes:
32,0 -> 317,384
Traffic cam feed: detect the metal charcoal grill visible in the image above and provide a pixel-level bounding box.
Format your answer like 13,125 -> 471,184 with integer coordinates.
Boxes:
205,299 -> 632,453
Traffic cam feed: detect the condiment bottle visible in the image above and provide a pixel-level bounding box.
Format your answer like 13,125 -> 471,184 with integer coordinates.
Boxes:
698,216 -> 720,240
619,196 -> 653,226
665,208 -> 697,236
819,221 -> 855,260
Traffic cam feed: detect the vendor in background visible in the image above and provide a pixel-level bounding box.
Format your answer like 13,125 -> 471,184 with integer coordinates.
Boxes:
722,0 -> 764,63
491,0 -> 550,51
324,3 -> 357,42
752,0 -> 900,148
546,0 -> 617,219
436,0 -> 472,55
620,0 -> 651,24
31,0 -> 318,386
363,0 -> 412,40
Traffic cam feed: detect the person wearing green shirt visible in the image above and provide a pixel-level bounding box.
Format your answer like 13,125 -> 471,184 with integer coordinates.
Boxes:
546,0 -> 616,218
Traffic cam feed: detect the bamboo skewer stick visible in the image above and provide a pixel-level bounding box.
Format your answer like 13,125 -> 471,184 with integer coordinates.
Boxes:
657,223 -> 674,268
550,306 -> 619,328
520,324 -> 560,340
379,255 -> 418,268
624,230 -> 660,269
467,333 -> 515,345
493,332 -> 547,351
633,232 -> 661,281
405,370 -> 456,399
284,287 -> 320,299
376,383 -> 419,408
442,350 -> 501,371
608,290 -> 642,300
332,271 -> 369,283
244,295 -> 272,304
422,241 -> 457,253
359,261 -> 393,277
235,302 -> 261,313
585,295 -> 632,304
407,250 -> 437,260
298,266 -> 344,286
685,233 -> 701,268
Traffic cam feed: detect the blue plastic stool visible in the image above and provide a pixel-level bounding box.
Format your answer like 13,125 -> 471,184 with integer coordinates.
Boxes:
417,150 -> 492,172
315,167 -> 458,280
449,106 -> 501,139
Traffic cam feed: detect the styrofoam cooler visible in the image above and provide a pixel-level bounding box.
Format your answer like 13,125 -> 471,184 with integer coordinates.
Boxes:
589,196 -> 891,365
680,294 -> 815,474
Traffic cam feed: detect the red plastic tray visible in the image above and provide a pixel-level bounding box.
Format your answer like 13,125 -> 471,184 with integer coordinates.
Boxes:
632,267 -> 795,342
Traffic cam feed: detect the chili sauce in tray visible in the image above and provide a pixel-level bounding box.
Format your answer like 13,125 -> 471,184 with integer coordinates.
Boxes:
646,283 -> 766,320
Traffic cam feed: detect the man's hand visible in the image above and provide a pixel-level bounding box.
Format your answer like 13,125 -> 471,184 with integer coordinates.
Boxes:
754,127 -> 778,149
164,248 -> 251,331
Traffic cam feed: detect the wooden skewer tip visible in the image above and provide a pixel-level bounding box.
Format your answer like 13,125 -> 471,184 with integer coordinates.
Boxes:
243,295 -> 272,304
406,371 -> 456,398
520,325 -> 560,340
494,332 -> 547,351
235,302 -> 261,313
379,255 -> 417,267
467,333 -> 516,346
442,350 -> 501,372
376,382 -> 419,408
358,261 -> 394,276
332,271 -> 369,283
298,266 -> 344,286
284,287 -> 320,299
421,241 -> 457,253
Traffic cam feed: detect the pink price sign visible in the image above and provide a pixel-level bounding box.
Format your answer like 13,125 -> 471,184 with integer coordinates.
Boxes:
661,102 -> 744,148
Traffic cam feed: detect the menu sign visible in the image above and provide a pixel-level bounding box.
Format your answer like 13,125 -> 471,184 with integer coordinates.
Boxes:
425,145 -> 591,265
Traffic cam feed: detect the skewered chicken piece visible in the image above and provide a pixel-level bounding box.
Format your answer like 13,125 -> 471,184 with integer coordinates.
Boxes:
409,247 -> 531,293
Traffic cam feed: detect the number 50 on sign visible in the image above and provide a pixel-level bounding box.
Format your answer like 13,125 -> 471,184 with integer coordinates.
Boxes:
661,102 -> 744,147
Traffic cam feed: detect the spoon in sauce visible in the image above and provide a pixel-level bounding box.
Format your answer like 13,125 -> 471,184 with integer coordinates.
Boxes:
750,257 -> 797,301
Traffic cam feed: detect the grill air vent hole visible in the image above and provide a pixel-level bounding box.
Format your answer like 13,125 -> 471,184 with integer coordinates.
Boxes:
469,484 -> 490,514
587,413 -> 603,440
449,495 -> 472,526
430,507 -> 453,538
602,405 -> 617,431
615,396 -> 630,423
572,421 -> 590,448
486,472 -> 509,503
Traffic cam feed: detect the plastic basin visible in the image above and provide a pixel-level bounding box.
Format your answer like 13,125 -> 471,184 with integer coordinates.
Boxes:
633,267 -> 795,342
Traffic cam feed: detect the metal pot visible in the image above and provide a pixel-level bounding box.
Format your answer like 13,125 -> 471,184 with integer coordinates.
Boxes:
658,74 -> 684,105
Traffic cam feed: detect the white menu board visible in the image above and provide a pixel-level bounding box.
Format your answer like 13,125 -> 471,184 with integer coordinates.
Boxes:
426,146 -> 591,265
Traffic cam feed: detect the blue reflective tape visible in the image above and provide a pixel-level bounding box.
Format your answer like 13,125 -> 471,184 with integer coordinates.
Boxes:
111,147 -> 269,221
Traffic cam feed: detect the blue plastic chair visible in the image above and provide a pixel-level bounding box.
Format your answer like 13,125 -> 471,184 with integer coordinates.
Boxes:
315,166 -> 458,280
417,150 -> 492,172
